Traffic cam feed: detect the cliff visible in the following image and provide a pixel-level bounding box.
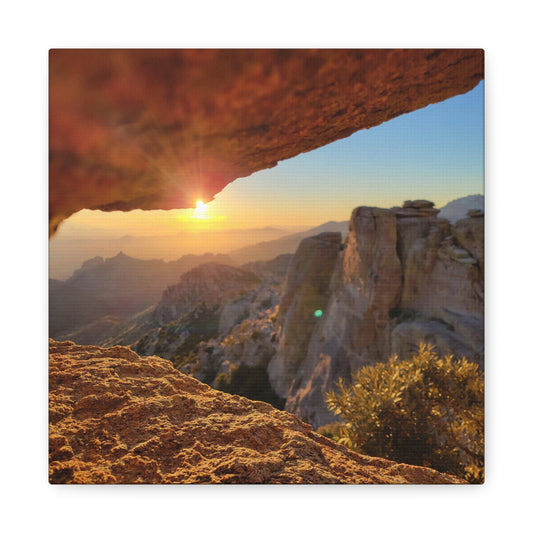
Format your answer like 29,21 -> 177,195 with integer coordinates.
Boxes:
280,201 -> 483,427
49,340 -> 463,484
267,232 -> 343,397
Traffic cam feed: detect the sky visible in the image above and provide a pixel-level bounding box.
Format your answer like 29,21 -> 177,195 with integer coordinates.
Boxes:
57,80 -> 484,238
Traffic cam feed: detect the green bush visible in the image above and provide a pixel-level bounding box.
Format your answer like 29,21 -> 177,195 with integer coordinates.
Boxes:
325,344 -> 484,483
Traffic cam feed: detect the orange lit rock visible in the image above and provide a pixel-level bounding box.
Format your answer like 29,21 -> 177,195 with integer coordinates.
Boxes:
49,339 -> 463,484
49,49 -> 483,235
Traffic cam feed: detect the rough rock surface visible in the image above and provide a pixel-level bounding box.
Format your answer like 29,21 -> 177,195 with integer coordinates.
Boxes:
281,202 -> 484,427
49,340 -> 463,484
49,49 -> 483,235
268,232 -> 342,398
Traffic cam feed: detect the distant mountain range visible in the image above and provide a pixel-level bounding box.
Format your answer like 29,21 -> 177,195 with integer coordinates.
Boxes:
49,252 -> 234,339
438,194 -> 484,223
49,225 -> 296,280
228,221 -> 349,264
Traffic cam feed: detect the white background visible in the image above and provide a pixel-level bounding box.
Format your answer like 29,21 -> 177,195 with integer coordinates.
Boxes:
1,1 -> 530,531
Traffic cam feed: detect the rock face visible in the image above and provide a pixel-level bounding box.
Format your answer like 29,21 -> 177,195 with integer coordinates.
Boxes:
280,201 -> 484,427
130,259 -> 287,371
49,339 -> 463,484
49,49 -> 483,235
154,263 -> 261,325
268,232 -> 343,398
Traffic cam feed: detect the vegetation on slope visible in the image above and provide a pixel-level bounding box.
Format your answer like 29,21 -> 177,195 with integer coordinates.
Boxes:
323,344 -> 484,483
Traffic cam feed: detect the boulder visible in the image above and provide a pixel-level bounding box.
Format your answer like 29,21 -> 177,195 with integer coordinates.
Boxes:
49,340 -> 463,484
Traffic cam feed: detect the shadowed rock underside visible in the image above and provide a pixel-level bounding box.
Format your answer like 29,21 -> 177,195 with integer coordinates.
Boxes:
49,49 -> 483,235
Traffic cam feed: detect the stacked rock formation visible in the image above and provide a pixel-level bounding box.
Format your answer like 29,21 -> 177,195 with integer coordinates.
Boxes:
49,340 -> 463,484
274,201 -> 483,427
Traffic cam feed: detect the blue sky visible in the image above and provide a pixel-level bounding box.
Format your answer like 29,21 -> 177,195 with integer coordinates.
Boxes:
210,79 -> 484,226
63,80 -> 484,234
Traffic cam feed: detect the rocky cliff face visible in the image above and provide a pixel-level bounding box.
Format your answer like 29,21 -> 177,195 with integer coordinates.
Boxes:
130,259 -> 287,372
278,201 -> 483,428
267,232 -> 343,398
49,339 -> 463,484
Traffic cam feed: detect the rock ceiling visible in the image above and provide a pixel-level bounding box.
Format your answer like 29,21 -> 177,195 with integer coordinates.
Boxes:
49,49 -> 483,235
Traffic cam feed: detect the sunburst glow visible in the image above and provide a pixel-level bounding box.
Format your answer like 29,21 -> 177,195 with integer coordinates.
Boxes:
194,200 -> 208,218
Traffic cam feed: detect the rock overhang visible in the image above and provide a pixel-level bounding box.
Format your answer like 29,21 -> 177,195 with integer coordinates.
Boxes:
49,49 -> 484,236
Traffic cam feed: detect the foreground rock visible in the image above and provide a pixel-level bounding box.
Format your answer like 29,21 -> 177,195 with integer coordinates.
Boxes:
49,49 -> 483,235
49,340 -> 462,484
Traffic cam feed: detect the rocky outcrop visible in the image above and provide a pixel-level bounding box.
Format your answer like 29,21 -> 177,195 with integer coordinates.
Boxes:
155,263 -> 261,325
49,340 -> 463,484
49,49 -> 483,235
279,201 -> 483,427
267,232 -> 342,398
194,308 -> 280,383
131,258 -> 287,369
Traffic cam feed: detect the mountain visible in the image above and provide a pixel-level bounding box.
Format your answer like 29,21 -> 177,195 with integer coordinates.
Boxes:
129,259 -> 288,370
229,221 -> 349,264
49,339 -> 463,484
438,194 -> 484,223
50,226 -> 291,280
154,263 -> 262,324
49,252 -> 235,339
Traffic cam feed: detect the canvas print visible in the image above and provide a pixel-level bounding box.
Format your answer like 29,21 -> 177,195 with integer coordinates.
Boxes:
49,49 -> 484,484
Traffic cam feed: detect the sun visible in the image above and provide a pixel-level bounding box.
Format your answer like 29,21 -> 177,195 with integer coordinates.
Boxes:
194,200 -> 208,218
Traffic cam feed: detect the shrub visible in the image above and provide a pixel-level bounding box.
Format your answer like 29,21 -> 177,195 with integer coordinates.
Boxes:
325,344 -> 484,483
